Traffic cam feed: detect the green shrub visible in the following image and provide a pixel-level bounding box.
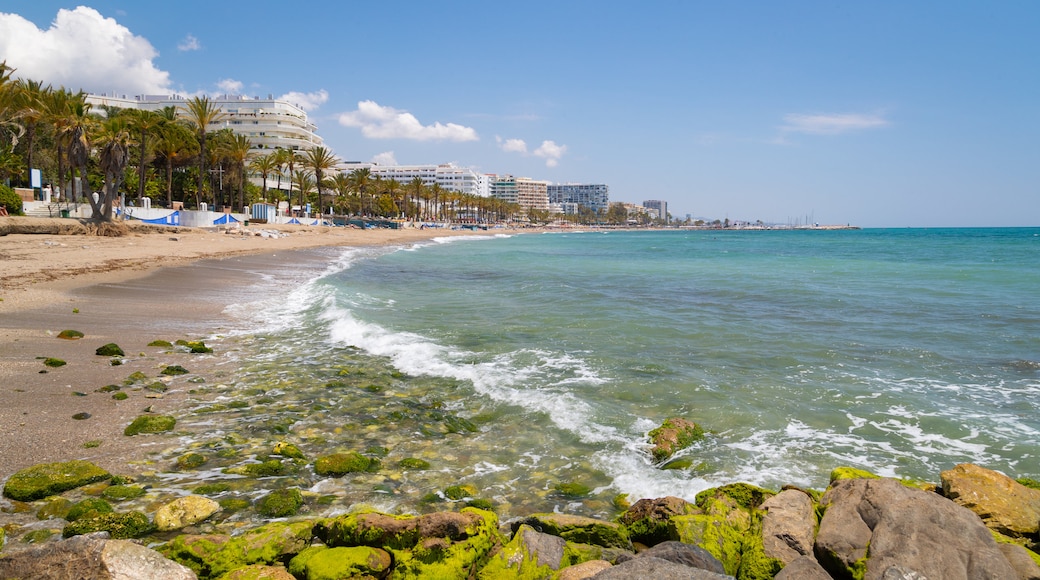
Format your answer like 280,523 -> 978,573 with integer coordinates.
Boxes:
0,183 -> 23,215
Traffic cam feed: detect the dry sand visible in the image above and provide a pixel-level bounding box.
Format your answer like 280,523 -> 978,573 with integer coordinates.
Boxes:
0,217 -> 522,481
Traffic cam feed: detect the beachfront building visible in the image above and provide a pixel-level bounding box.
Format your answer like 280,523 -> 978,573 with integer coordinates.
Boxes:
643,199 -> 668,222
367,163 -> 482,196
488,175 -> 550,211
85,93 -> 324,153
548,183 -> 610,214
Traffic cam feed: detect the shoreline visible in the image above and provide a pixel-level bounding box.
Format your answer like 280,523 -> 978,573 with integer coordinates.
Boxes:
0,218 -> 528,478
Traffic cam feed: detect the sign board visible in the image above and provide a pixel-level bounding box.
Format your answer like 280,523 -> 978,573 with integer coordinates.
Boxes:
30,168 -> 42,188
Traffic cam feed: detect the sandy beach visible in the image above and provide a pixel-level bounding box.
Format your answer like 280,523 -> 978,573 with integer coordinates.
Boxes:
0,217 -> 518,480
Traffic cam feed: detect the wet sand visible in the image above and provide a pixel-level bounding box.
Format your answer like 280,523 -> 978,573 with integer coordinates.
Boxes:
0,218 -> 523,480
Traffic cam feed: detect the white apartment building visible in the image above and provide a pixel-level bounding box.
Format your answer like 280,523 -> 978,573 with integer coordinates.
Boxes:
488,175 -> 549,210
548,183 -> 610,214
643,199 -> 669,222
85,93 -> 325,153
356,163 -> 482,196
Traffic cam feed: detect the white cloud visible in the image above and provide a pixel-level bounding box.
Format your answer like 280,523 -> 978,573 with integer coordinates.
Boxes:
0,7 -> 171,95
371,151 -> 397,166
533,140 -> 567,167
338,100 -> 479,142
279,89 -> 329,112
781,112 -> 889,135
177,34 -> 200,52
216,78 -> 243,94
497,136 -> 528,154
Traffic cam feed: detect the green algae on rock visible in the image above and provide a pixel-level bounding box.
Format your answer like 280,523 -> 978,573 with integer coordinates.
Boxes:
398,457 -> 431,470
177,452 -> 208,470
62,510 -> 153,539
554,482 -> 592,498
102,484 -> 147,501
829,466 -> 881,483
696,483 -> 776,510
2,460 -> 112,501
314,452 -> 379,477
148,339 -> 173,347
124,414 -> 176,436
272,441 -> 306,459
257,488 -> 304,518
176,339 -> 214,353
648,417 -> 704,462
161,364 -> 191,376
56,329 -> 84,339
66,497 -> 114,521
290,545 -> 392,580
42,357 -> 66,367
478,523 -> 561,579
35,497 -> 73,520
518,513 -> 631,550
443,484 -> 479,501
112,391 -> 129,400
160,520 -> 314,579
95,343 -> 125,357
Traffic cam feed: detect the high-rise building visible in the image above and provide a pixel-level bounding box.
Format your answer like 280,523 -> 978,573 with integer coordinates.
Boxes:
345,163 -> 483,196
86,93 -> 325,154
643,199 -> 668,222
548,183 -> 610,214
488,175 -> 549,210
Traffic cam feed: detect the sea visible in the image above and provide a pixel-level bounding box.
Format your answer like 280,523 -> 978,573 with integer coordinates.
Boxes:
188,227 -> 1040,518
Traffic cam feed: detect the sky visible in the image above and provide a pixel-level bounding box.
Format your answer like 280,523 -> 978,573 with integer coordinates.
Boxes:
1,1 -> 1038,227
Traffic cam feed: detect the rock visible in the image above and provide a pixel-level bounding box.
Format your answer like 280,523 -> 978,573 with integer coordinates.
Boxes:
830,466 -> 880,483
256,488 -> 303,518
940,463 -> 1040,538
160,521 -> 313,580
696,483 -> 776,510
559,560 -> 613,580
289,546 -> 392,580
479,524 -> 566,577
648,417 -> 705,462
62,511 -> 154,539
3,460 -> 111,501
316,507 -> 500,578
124,414 -> 176,436
998,543 -> 1040,580
154,495 -> 221,531
95,343 -> 125,356
761,489 -> 816,565
774,555 -> 833,580
313,451 -> 378,476
618,496 -> 699,545
589,556 -> 734,579
638,541 -> 726,574
815,477 -> 1017,579
217,564 -> 296,579
518,513 -> 632,549
0,533 -> 196,579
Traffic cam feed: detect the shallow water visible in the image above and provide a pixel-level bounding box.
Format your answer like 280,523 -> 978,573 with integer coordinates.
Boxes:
159,228 -> 1040,521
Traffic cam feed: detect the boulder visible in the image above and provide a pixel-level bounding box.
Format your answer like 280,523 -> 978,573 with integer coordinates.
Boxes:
0,533 -> 196,580
997,543 -> 1040,580
761,489 -> 816,565
589,556 -> 734,579
774,555 -> 832,580
618,496 -> 699,544
160,521 -> 313,579
815,477 -> 1017,579
289,546 -> 392,580
558,559 -> 613,579
479,524 -> 565,578
217,564 -> 296,579
517,513 -> 632,549
648,418 -> 705,462
940,463 -> 1040,538
154,495 -> 221,531
638,541 -> 726,574
62,511 -> 153,539
3,460 -> 111,501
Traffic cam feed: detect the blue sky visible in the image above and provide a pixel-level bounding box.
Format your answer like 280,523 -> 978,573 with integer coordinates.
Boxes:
2,1 -> 1038,227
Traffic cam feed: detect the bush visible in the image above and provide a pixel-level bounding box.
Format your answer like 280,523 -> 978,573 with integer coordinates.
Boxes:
0,184 -> 23,216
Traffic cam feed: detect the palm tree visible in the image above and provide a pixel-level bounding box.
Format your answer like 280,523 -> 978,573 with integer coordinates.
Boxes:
348,167 -> 371,217
330,172 -> 353,215
248,151 -> 279,203
12,79 -> 47,187
292,169 -> 314,215
64,97 -> 94,204
302,146 -> 339,217
122,108 -> 164,205
180,96 -> 226,209
152,106 -> 196,208
273,148 -> 302,210
0,61 -> 25,151
93,116 -> 133,220
408,176 -> 424,222
220,133 -> 251,211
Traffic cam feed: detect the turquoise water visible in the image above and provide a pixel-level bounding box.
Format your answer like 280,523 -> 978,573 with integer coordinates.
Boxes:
205,228 -> 1039,516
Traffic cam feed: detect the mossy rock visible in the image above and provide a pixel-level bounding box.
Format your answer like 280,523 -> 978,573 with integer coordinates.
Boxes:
476,523 -> 558,579
36,497 -> 73,520
112,392 -> 129,401
147,339 -> 173,347
57,330 -> 84,340
96,384 -> 121,393
95,343 -> 125,357
177,452 -> 207,470
520,513 -> 631,549
194,483 -> 231,496
161,365 -> 190,376
648,417 -> 705,462
398,457 -> 430,470
288,545 -> 391,580
554,482 -> 592,498
661,457 -> 696,470
444,484 -> 479,500
695,483 -> 776,510
161,520 -> 314,579
62,510 -> 153,539
1015,477 -> 1040,490
66,497 -> 114,521
176,339 -> 214,353
829,466 -> 881,484
102,484 -> 147,501
2,460 -> 112,501
219,498 -> 251,512
256,488 -> 304,518
124,414 -> 176,436
223,459 -> 293,477
42,357 -> 67,368
124,371 -> 149,384
314,452 -> 379,477
272,442 -> 306,459
21,529 -> 56,544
